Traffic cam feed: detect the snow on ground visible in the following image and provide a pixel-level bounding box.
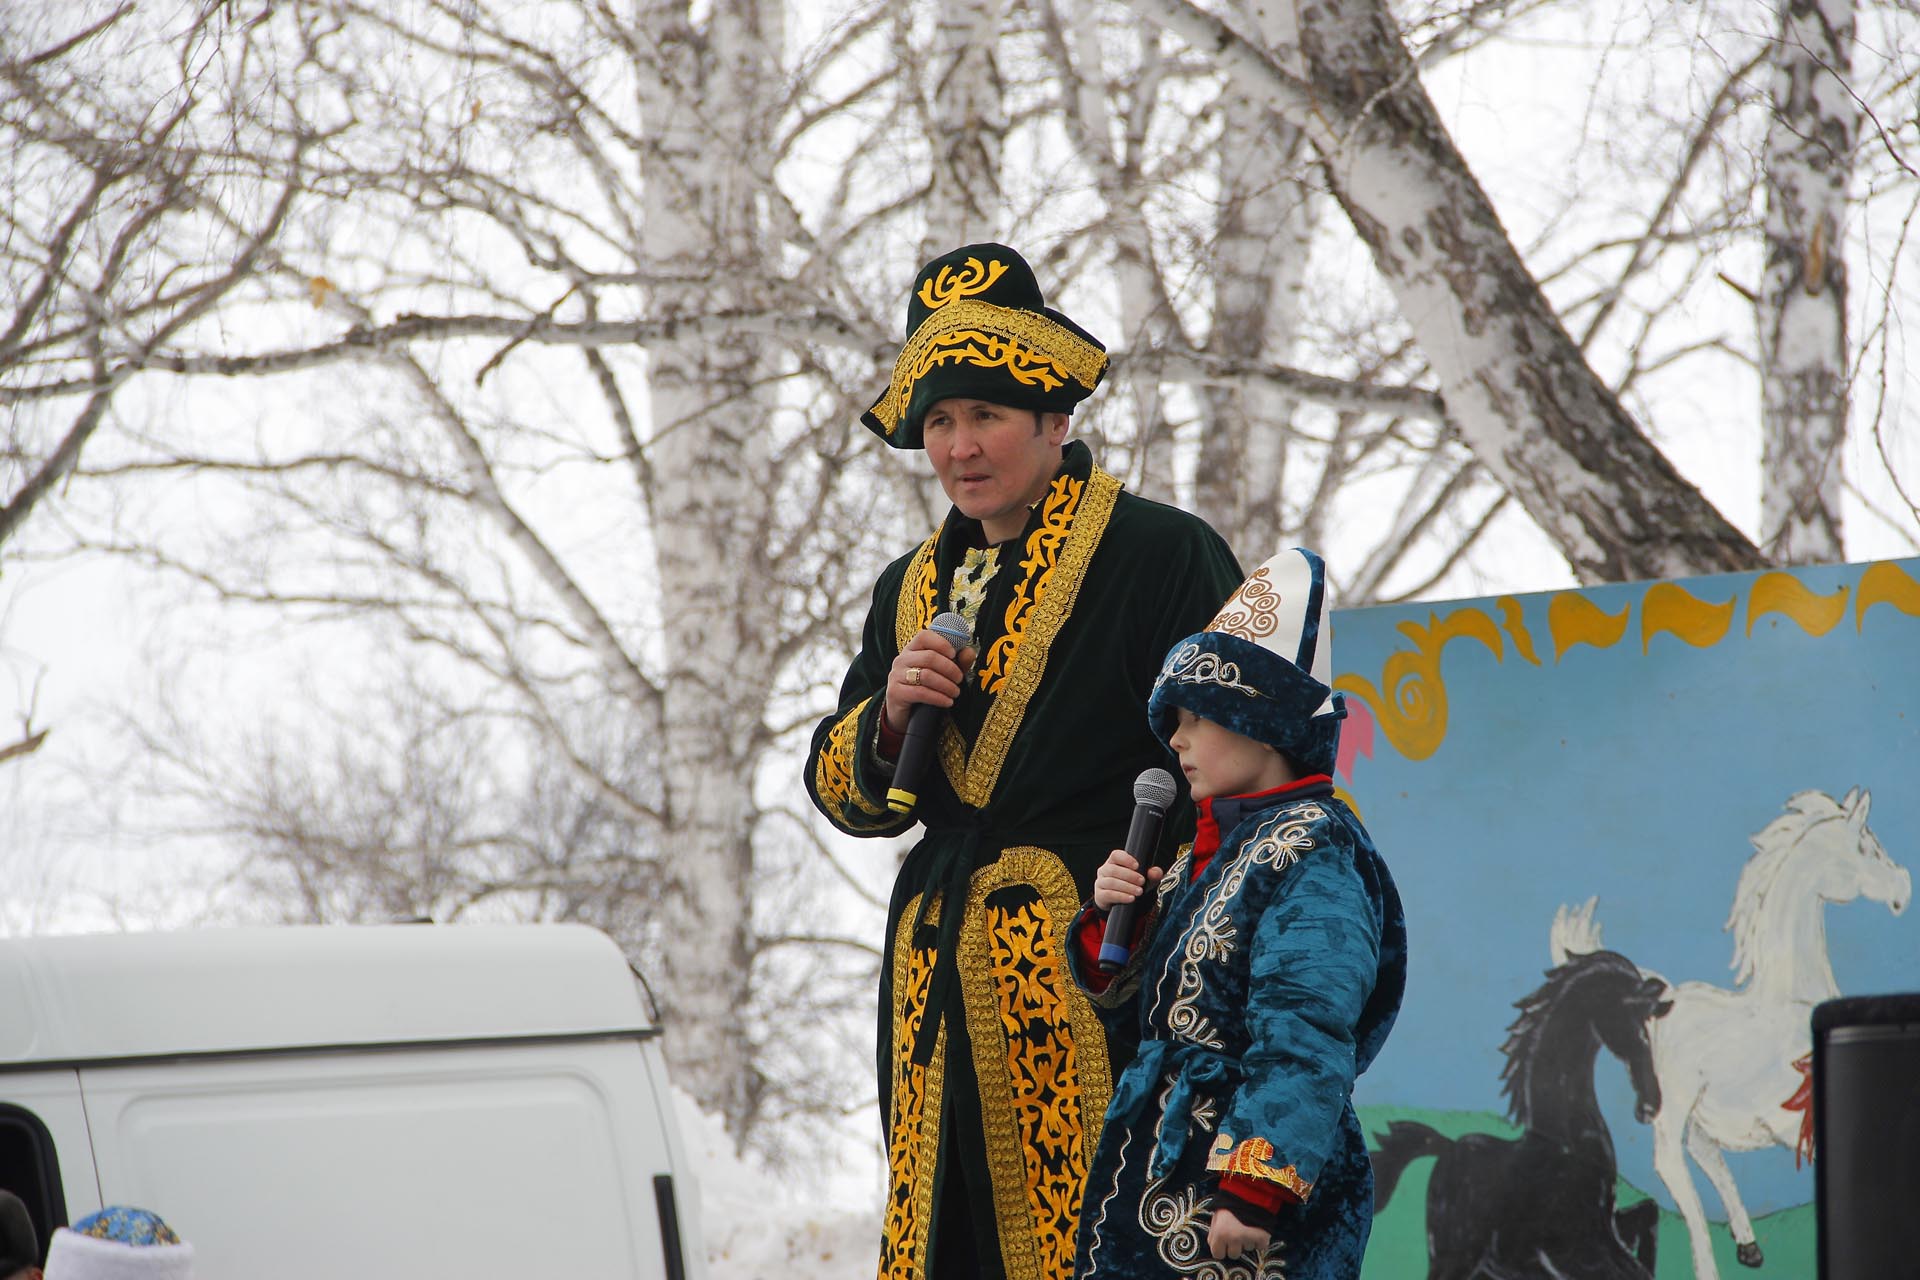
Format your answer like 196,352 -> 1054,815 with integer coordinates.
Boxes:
674,1090 -> 882,1279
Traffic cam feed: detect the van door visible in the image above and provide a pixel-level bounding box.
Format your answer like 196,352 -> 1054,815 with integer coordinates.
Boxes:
77,1038 -> 690,1279
0,1069 -> 102,1252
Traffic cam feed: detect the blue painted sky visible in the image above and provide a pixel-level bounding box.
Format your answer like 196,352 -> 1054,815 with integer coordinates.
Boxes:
1337,558 -> 1920,1215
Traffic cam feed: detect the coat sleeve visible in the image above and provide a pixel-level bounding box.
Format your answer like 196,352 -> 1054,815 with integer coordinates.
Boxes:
803,560 -> 918,838
1207,824 -> 1382,1202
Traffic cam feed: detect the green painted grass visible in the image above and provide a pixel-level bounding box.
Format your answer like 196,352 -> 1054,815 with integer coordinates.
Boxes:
1357,1106 -> 1814,1279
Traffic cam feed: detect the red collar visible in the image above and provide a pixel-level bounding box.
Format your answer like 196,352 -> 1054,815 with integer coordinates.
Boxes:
1192,774 -> 1333,871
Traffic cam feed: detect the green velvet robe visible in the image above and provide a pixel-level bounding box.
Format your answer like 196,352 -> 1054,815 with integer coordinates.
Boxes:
805,442 -> 1242,1280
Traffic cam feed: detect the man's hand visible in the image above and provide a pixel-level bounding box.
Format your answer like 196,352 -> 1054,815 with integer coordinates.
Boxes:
1092,849 -> 1162,912
1207,1206 -> 1270,1261
883,627 -> 976,733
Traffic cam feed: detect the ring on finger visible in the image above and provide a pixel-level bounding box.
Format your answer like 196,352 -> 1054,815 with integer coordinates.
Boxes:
905,665 -> 922,686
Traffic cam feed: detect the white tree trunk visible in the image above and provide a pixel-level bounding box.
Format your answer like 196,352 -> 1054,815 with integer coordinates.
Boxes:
1758,0 -> 1855,565
637,0 -> 785,1145
921,0 -> 1006,256
1052,6 -> 1184,501
1196,0 -> 1316,564
1127,0 -> 1765,582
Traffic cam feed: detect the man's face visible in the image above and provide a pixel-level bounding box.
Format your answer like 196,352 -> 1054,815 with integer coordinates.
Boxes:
921,399 -> 1068,542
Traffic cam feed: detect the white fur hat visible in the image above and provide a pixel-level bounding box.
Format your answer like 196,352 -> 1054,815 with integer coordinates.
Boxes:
44,1208 -> 193,1280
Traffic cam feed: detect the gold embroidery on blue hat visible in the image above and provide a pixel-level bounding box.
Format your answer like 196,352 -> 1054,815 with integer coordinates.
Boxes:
917,256 -> 1008,309
1209,564 -> 1283,639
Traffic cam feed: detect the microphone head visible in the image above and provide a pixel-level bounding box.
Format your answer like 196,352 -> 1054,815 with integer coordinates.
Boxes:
1134,767 -> 1177,812
928,611 -> 972,649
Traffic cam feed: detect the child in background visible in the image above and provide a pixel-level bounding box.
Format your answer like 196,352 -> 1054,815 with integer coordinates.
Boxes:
1068,548 -> 1407,1278
44,1208 -> 192,1280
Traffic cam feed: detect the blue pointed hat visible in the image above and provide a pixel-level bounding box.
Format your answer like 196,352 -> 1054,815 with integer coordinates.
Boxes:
1147,547 -> 1346,774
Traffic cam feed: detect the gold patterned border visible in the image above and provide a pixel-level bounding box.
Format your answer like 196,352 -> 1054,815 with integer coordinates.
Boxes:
978,472 -> 1085,694
1333,560 -> 1920,765
878,893 -> 946,1280
870,300 -> 1109,435
961,846 -> 1113,1280
815,699 -> 886,818
938,467 -> 1122,807
895,534 -> 942,650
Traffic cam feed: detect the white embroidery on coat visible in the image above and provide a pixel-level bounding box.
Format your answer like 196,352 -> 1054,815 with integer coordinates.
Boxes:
1162,806 -> 1325,1052
1139,1178 -> 1286,1277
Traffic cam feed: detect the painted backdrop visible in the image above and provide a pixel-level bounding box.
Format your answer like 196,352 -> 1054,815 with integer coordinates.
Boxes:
1335,558 -> 1920,1280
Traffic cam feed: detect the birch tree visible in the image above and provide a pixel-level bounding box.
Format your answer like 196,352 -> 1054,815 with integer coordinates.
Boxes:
1123,0 -> 1768,583
1191,0 -> 1319,564
1758,0 -> 1857,563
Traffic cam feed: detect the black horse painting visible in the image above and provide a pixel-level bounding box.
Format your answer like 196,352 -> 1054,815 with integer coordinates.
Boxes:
1372,949 -> 1674,1280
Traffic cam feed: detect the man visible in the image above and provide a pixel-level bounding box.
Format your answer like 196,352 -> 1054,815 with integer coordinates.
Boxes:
0,1191 -> 40,1280
805,244 -> 1243,1280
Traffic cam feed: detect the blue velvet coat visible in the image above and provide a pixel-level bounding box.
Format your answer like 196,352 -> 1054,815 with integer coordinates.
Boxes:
1070,780 -> 1406,1279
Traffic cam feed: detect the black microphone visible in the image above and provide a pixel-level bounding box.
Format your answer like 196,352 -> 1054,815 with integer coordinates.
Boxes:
1097,768 -> 1178,974
886,611 -> 973,815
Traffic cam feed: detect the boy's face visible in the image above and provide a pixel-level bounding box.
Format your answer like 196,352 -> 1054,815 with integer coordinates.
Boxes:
1168,707 -> 1289,801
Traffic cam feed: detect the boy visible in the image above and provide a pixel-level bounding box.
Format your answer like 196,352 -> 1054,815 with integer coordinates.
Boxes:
1067,548 -> 1407,1277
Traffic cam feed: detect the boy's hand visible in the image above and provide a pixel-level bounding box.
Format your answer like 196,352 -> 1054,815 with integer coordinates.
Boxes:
1093,849 -> 1162,912
1207,1206 -> 1270,1261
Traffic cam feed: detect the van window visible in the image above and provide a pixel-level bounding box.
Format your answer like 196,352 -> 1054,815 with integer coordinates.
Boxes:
0,1105 -> 67,1265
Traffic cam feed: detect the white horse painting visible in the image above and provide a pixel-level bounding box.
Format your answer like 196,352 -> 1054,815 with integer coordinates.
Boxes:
1549,787 -> 1910,1280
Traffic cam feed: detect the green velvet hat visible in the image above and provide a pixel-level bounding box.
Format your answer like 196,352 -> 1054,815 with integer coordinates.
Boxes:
862,243 -> 1109,449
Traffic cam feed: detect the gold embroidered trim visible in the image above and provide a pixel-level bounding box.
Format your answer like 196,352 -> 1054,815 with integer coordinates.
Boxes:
1206,1133 -> 1314,1200
978,472 -> 1084,694
816,699 -> 886,818
935,467 -> 1122,807
917,255 -> 1008,309
871,300 -> 1108,435
960,847 -> 1113,1280
878,893 -> 947,1280
896,534 -> 941,651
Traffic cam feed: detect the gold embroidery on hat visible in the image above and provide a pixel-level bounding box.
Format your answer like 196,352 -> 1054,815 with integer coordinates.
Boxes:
871,301 -> 1108,435
917,256 -> 1009,310
1210,565 -> 1282,639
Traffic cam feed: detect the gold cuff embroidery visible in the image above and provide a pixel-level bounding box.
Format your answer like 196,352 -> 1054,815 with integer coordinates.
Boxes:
1206,1133 -> 1314,1200
816,699 -> 886,818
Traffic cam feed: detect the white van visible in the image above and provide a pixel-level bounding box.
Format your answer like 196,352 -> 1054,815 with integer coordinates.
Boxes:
0,922 -> 704,1278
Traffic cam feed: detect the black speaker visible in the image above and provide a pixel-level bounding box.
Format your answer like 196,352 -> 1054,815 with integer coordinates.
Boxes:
1813,994 -> 1920,1280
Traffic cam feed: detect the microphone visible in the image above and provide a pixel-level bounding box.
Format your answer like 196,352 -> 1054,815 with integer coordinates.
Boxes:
886,611 -> 973,815
1097,768 -> 1178,974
